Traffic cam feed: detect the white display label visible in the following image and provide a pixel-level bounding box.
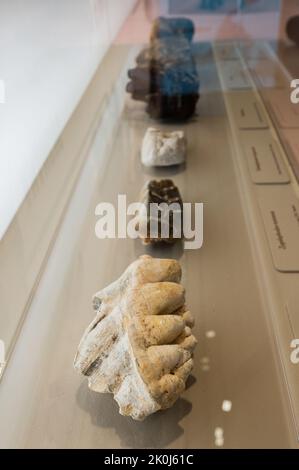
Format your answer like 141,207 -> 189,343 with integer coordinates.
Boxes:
219,60 -> 251,90
229,92 -> 268,129
258,186 -> 299,272
241,130 -> 289,184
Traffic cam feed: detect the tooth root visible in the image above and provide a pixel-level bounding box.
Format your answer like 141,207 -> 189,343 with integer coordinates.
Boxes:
141,282 -> 185,315
175,358 -> 194,382
75,316 -> 118,374
185,326 -> 192,337
147,345 -> 191,375
143,315 -> 185,345
172,306 -> 187,316
159,374 -> 185,406
178,335 -> 197,353
175,326 -> 192,344
182,311 -> 195,327
179,348 -> 192,366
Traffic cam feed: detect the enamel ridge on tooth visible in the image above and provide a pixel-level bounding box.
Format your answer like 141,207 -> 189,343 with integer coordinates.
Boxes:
74,255 -> 197,420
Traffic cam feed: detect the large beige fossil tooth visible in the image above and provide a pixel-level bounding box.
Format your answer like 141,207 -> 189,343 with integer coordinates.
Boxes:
74,255 -> 197,421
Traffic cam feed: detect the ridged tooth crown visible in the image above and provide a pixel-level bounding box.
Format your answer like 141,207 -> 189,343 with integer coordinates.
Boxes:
74,255 -> 197,420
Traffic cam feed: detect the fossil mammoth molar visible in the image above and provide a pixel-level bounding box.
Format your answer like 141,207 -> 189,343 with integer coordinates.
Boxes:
74,255 -> 197,420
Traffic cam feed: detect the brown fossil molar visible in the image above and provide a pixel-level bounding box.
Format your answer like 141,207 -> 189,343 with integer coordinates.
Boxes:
138,179 -> 183,245
74,255 -> 197,420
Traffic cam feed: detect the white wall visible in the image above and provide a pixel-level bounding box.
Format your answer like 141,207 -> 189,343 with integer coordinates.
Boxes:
0,0 -> 135,240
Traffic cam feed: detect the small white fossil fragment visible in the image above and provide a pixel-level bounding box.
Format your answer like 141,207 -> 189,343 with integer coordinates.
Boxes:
74,255 -> 197,421
141,127 -> 186,167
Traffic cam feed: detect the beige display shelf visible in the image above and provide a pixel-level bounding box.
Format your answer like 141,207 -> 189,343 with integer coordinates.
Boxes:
0,41 -> 298,449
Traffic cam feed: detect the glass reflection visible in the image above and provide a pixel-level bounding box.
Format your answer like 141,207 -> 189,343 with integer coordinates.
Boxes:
222,400 -> 232,412
214,427 -> 224,447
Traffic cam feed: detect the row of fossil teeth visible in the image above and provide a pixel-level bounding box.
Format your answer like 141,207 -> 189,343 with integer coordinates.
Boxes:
74,255 -> 197,420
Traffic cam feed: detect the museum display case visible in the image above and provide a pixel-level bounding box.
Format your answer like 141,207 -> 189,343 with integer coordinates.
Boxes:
0,0 -> 299,450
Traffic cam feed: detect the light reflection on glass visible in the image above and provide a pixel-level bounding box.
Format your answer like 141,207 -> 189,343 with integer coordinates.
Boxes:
222,400 -> 232,412
200,356 -> 210,371
200,356 -> 210,364
214,427 -> 224,447
205,330 -> 216,338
